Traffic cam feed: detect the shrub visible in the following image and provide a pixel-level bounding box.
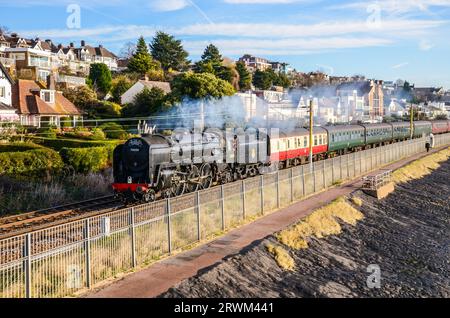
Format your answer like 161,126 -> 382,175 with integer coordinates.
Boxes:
36,127 -> 58,139
30,137 -> 123,151
60,146 -> 114,173
0,142 -> 41,153
90,128 -> 106,140
99,122 -> 128,140
0,147 -> 64,177
60,117 -> 72,128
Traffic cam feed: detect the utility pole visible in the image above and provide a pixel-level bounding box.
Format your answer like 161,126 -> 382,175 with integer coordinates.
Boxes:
410,103 -> 414,139
309,99 -> 314,172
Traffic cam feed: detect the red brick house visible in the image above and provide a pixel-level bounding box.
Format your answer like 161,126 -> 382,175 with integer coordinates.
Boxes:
12,76 -> 82,127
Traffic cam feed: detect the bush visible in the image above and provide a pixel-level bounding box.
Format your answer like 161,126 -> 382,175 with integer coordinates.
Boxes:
36,127 -> 58,138
60,117 -> 72,128
0,147 -> 64,177
99,122 -> 128,140
90,128 -> 106,140
0,142 -> 41,153
60,146 -> 115,173
30,137 -> 123,151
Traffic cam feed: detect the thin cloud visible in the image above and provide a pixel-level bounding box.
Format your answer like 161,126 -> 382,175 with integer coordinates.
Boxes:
150,0 -> 191,12
392,62 -> 409,69
419,39 -> 435,50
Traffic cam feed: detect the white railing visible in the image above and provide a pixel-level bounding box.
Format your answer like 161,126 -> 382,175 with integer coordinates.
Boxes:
56,75 -> 86,86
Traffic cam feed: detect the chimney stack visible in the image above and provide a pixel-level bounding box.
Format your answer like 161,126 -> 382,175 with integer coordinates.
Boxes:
11,33 -> 18,38
47,74 -> 56,91
81,40 -> 86,47
70,42 -> 74,48
98,44 -> 103,49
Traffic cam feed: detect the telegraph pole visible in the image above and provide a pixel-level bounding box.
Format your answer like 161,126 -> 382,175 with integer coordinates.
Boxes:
309,99 -> 314,172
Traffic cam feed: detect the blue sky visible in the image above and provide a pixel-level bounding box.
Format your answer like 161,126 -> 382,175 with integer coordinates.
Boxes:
1,0 -> 450,88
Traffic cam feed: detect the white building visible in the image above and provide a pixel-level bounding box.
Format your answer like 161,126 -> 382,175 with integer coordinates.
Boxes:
0,62 -> 18,122
121,80 -> 172,105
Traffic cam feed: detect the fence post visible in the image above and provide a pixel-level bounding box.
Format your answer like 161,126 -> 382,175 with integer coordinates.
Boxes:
358,152 -> 363,176
196,191 -> 201,241
83,219 -> 91,289
313,162 -> 317,193
340,155 -> 343,179
301,165 -> 306,197
290,169 -> 294,202
221,184 -> 225,230
323,160 -> 326,188
24,233 -> 31,298
276,171 -> 280,208
242,180 -> 246,220
130,208 -> 137,268
331,157 -> 335,183
167,199 -> 172,254
260,176 -> 265,215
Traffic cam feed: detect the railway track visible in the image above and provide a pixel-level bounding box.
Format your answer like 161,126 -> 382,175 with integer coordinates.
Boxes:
0,195 -> 123,239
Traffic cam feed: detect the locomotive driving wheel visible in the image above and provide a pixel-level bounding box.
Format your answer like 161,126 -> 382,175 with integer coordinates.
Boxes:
200,163 -> 213,190
171,171 -> 186,197
142,189 -> 156,203
186,165 -> 200,193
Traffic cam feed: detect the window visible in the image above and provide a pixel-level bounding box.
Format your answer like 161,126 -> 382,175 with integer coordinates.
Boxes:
0,86 -> 5,98
314,135 -> 318,146
40,90 -> 55,104
304,137 -> 307,148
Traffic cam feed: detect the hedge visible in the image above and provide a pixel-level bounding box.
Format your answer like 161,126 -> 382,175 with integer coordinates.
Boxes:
0,142 -> 41,153
0,148 -> 64,177
60,145 -> 115,173
29,137 -> 123,151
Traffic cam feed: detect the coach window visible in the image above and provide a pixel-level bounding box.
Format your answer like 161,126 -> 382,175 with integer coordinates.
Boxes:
314,135 -> 318,146
304,137 -> 307,147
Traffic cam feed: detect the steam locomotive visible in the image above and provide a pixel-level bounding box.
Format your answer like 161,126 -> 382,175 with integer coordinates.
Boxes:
112,120 -> 450,203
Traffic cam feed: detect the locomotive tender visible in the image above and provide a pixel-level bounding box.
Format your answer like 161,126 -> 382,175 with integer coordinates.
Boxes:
113,120 -> 450,203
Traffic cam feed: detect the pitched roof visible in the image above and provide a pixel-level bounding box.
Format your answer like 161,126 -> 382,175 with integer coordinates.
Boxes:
0,102 -> 16,111
12,80 -> 82,116
139,80 -> 172,94
95,46 -> 117,59
0,62 -> 14,85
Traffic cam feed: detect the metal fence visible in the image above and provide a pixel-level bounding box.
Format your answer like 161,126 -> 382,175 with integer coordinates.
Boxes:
1,134 -> 449,298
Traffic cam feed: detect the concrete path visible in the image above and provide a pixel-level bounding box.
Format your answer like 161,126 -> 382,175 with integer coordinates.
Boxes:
85,146 -> 446,298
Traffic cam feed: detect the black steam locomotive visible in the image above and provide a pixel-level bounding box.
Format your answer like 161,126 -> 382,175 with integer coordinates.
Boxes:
112,128 -> 270,202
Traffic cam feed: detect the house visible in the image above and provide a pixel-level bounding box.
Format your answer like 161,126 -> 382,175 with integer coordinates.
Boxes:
0,62 -> 18,122
238,54 -> 272,72
337,80 -> 384,122
12,76 -> 82,127
121,80 -> 172,105
414,87 -> 445,102
74,41 -> 118,71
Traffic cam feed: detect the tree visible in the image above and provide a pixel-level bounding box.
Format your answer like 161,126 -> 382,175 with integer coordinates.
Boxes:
88,63 -> 112,98
273,72 -> 291,88
201,44 -> 222,66
111,75 -> 133,103
150,31 -> 189,72
119,41 -> 136,59
127,36 -> 158,75
403,81 -> 412,92
122,87 -> 167,117
62,86 -> 98,111
253,70 -> 272,90
236,61 -> 252,91
170,72 -> 235,101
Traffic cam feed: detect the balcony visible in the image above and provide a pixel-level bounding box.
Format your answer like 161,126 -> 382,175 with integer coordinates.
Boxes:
56,74 -> 86,86
0,57 -> 15,67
